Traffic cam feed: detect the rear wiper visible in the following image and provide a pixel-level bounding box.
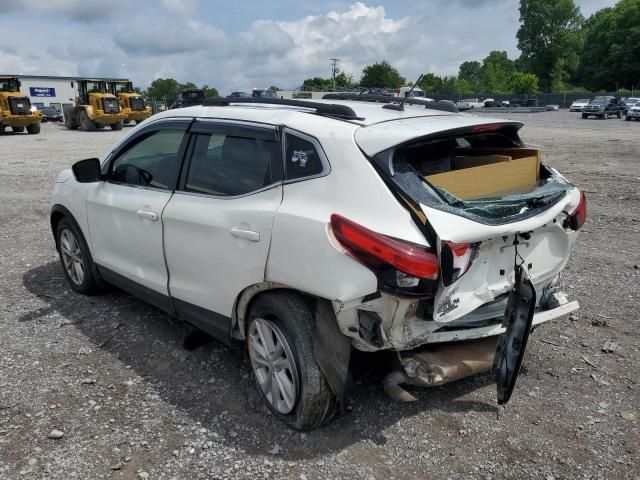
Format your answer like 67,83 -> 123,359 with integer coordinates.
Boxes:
526,192 -> 564,209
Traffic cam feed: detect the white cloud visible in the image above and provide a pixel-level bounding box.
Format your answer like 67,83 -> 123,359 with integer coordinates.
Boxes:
0,0 -> 620,93
160,0 -> 199,16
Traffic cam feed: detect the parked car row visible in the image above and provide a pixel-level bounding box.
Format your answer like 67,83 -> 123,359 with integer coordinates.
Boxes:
569,96 -> 640,120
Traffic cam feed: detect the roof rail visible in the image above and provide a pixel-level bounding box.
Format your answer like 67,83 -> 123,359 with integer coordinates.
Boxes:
202,97 -> 364,120
322,94 -> 459,113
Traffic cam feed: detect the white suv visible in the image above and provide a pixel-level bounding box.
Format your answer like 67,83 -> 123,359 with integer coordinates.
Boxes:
50,97 -> 585,430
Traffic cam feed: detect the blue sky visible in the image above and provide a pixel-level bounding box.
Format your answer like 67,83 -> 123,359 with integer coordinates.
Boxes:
0,0 -> 617,93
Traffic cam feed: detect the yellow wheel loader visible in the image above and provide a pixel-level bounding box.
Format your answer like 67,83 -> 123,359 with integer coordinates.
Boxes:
63,80 -> 127,131
107,80 -> 152,125
0,77 -> 42,134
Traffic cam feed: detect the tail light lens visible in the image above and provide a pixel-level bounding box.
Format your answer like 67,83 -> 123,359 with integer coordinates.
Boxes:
330,214 -> 439,280
569,190 -> 586,230
441,241 -> 479,286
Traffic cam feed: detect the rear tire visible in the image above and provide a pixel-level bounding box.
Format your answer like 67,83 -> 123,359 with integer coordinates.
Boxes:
56,217 -> 101,295
110,121 -> 123,131
247,292 -> 336,431
26,122 -> 41,134
12,126 -> 25,133
79,110 -> 96,131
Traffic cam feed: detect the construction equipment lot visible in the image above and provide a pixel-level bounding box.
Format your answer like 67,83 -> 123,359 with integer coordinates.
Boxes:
0,112 -> 638,479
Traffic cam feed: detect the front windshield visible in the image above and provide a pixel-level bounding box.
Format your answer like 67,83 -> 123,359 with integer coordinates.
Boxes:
86,81 -> 107,93
0,78 -> 19,92
591,96 -> 609,103
114,82 -> 133,93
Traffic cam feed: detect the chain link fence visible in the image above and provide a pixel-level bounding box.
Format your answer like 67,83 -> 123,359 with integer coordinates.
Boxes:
428,91 -> 632,108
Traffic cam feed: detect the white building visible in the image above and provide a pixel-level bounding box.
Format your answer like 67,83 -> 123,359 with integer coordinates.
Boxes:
1,74 -> 128,112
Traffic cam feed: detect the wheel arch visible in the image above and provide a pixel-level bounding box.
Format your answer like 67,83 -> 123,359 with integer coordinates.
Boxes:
232,282 -> 326,340
50,204 -> 76,249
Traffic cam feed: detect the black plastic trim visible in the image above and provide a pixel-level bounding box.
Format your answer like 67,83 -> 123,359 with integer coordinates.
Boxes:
97,265 -> 173,314
322,93 -> 460,113
203,97 -> 364,120
95,265 -> 232,345
172,298 -> 232,346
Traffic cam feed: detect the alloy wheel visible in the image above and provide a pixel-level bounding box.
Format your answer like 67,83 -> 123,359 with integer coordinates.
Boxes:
60,229 -> 85,285
248,317 -> 300,414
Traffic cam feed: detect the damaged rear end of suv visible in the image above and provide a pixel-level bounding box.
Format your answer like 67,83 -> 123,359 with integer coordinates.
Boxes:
335,114 -> 585,404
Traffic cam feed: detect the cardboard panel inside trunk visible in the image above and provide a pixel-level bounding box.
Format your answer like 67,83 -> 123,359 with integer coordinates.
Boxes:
426,148 -> 540,200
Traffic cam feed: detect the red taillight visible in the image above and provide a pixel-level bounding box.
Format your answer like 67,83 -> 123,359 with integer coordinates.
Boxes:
570,191 -> 587,230
330,214 -> 439,280
441,241 -> 479,286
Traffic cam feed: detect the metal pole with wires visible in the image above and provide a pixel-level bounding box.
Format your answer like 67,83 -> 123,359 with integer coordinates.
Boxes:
330,58 -> 340,91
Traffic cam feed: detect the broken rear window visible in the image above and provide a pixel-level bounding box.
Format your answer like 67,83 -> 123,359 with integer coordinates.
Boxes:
376,131 -> 573,225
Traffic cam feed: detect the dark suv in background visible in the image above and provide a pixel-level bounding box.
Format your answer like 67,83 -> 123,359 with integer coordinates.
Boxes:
582,96 -> 623,119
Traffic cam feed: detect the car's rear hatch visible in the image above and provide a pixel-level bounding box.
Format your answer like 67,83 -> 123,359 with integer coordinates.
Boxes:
355,116 -> 582,324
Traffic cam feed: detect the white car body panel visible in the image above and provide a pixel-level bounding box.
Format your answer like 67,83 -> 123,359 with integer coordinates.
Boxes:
86,182 -> 171,295
267,128 -> 427,303
162,186 -> 283,318
421,189 -> 580,323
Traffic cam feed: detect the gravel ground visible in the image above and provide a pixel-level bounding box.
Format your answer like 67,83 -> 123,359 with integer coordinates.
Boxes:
0,112 -> 638,480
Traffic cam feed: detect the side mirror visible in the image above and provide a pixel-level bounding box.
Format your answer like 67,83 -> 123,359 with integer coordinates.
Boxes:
72,158 -> 102,183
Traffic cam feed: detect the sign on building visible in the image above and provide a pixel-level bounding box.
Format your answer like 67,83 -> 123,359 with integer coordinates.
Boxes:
29,87 -> 56,97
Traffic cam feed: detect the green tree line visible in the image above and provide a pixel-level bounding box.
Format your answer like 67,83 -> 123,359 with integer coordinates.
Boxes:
302,0 -> 640,94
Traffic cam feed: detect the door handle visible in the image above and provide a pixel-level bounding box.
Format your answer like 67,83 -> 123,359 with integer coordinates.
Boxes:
230,226 -> 260,242
136,208 -> 158,221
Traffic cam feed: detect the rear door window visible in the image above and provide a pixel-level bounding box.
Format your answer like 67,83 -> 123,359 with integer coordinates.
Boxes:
183,125 -> 280,197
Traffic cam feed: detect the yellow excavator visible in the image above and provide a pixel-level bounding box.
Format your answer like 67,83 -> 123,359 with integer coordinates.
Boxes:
63,79 -> 127,131
107,80 -> 152,125
0,76 -> 42,134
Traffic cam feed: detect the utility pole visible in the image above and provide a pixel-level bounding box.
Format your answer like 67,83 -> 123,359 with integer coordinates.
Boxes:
330,58 -> 340,91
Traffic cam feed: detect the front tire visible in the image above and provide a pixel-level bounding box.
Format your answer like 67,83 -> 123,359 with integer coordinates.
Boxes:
110,121 -> 123,131
26,122 -> 41,134
12,126 -> 25,133
247,292 -> 336,431
56,218 -> 101,295
79,110 -> 96,131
